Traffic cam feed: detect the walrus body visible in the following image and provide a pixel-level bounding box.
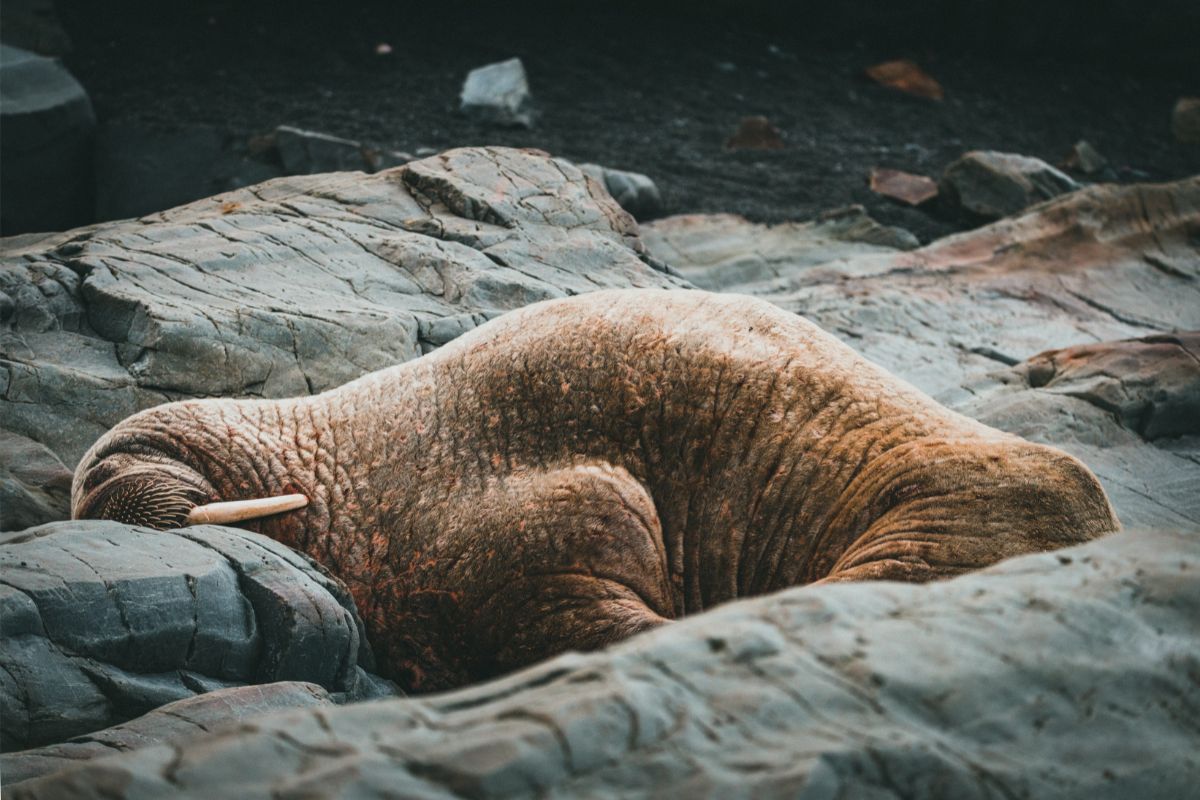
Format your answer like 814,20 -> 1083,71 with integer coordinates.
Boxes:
73,290 -> 1118,691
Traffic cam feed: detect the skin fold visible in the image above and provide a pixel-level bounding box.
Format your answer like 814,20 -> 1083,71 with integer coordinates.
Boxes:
72,290 -> 1120,692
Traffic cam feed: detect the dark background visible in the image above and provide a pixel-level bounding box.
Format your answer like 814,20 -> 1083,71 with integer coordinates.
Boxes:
12,0 -> 1200,240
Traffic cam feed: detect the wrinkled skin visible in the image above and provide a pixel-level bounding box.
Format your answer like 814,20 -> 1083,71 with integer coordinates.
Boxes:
73,290 -> 1119,692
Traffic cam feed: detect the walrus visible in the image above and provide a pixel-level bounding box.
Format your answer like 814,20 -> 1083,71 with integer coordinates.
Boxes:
72,290 -> 1119,692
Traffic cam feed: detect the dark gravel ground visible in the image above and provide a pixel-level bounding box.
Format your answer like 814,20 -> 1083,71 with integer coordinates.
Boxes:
56,1 -> 1200,242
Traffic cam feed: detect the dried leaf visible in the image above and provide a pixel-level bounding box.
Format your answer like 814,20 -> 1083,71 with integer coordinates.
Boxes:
725,116 -> 784,150
869,168 -> 939,205
865,59 -> 944,100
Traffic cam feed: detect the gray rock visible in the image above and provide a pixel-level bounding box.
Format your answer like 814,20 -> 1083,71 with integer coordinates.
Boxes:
0,520 -> 397,751
460,57 -> 534,128
940,150 -> 1080,218
1,682 -> 334,785
641,204 -> 917,291
273,124 -> 371,174
645,178 -> 1200,530
1062,139 -> 1109,175
0,430 -> 72,529
10,527 -> 1198,799
578,163 -> 664,220
0,44 -> 95,234
0,146 -> 684,529
1172,97 -> 1200,144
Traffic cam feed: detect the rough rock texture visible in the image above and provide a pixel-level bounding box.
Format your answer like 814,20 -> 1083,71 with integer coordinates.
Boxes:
460,58 -> 534,128
640,205 -> 918,291
0,146 -> 682,529
1,681 -> 334,785
940,150 -> 1080,219
0,44 -> 95,235
644,177 -> 1200,531
11,527 -> 1198,799
0,521 -> 395,751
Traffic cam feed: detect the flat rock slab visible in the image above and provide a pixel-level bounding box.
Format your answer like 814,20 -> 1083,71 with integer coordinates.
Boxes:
1,681 -> 334,785
11,527 -> 1198,799
0,146 -> 682,528
645,178 -> 1200,530
0,521 -> 394,751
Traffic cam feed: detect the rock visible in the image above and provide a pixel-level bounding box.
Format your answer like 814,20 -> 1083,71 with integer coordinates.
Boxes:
868,166 -> 939,205
1061,139 -> 1109,175
864,58 -> 944,100
0,430 -> 72,529
641,205 -> 917,291
954,333 -> 1200,528
460,57 -> 534,128
578,163 -> 664,220
11,527 -> 1198,799
1172,96 -> 1200,144
646,178 -> 1200,530
273,124 -> 371,174
0,44 -> 95,235
0,520 -> 397,751
1,682 -> 334,785
0,146 -> 683,527
94,121 -> 285,222
940,150 -> 1080,219
724,115 -> 783,150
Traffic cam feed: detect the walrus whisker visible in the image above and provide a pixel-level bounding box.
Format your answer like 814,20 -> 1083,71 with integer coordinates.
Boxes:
186,494 -> 308,525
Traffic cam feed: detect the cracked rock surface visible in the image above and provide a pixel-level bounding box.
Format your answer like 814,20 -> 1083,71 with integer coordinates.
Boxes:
0,521 -> 395,752
1,681 -> 334,785
644,177 -> 1200,530
0,146 -> 682,529
10,528 -> 1198,799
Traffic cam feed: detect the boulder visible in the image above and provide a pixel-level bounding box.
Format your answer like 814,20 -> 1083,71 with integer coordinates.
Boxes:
1061,139 -> 1109,176
460,58 -> 534,128
9,527 -> 1198,798
0,44 -> 94,235
0,146 -> 684,529
940,150 -> 1080,219
0,430 -> 73,531
1,682 -> 334,785
0,521 -> 397,752
644,177 -> 1200,530
578,163 -> 664,220
1172,97 -> 1200,144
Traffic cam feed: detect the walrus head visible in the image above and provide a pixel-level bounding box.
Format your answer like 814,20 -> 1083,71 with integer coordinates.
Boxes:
72,405 -> 308,531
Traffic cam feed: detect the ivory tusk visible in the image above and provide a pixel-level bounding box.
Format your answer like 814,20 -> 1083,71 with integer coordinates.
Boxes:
187,494 -> 309,526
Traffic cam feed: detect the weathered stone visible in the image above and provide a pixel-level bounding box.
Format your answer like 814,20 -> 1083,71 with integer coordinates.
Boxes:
0,429 -> 72,529
10,527 -> 1197,799
1172,96 -> 1200,144
0,146 -> 684,530
0,521 -> 396,751
460,58 -> 534,128
940,150 -> 1080,218
641,205 -> 917,291
578,163 -> 664,220
1,682 -> 334,785
1061,139 -> 1109,175
0,44 -> 94,234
